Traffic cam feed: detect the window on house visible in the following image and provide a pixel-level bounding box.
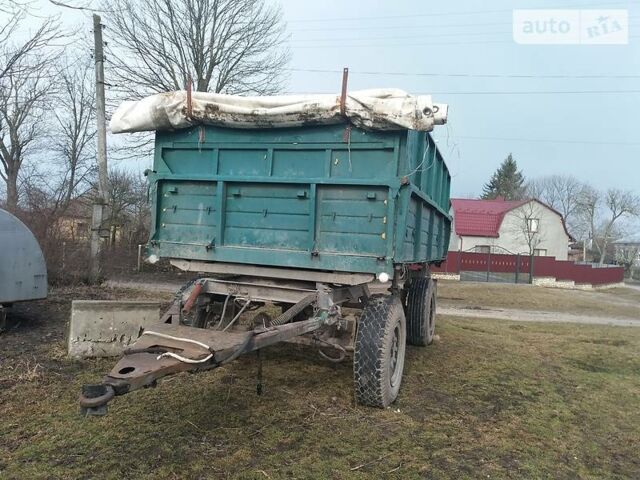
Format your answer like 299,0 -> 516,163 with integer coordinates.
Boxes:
534,248 -> 547,256
475,245 -> 491,254
527,218 -> 540,233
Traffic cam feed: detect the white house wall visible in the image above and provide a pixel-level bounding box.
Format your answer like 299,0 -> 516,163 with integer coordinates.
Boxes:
499,203 -> 569,259
449,201 -> 570,260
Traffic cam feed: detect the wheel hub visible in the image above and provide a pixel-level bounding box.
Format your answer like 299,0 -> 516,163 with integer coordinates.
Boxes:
389,324 -> 401,387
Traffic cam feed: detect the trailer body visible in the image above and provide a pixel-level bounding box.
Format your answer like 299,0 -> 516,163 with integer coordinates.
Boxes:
146,123 -> 451,277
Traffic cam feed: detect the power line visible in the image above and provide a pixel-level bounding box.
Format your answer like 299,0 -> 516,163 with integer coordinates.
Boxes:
426,89 -> 640,94
290,30 -> 511,43
290,19 -> 640,33
288,8 -> 513,23
289,21 -> 511,32
287,1 -> 639,23
284,89 -> 640,95
286,68 -> 640,79
290,36 -> 639,47
447,135 -> 640,146
290,24 -> 640,43
290,40 -> 514,48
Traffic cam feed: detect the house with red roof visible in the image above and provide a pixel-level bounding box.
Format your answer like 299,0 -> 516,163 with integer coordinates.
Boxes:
448,198 -> 573,260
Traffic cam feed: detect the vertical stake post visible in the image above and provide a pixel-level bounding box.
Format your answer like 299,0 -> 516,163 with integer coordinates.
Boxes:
186,76 -> 193,119
137,244 -> 143,272
90,14 -> 109,283
339,67 -> 349,116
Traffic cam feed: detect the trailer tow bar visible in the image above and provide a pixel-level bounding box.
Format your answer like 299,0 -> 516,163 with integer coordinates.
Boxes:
79,295 -> 331,416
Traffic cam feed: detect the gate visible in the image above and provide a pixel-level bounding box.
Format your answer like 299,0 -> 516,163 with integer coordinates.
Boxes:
453,247 -> 531,284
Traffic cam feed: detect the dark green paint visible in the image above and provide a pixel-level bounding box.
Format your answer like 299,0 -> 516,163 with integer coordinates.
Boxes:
147,123 -> 451,276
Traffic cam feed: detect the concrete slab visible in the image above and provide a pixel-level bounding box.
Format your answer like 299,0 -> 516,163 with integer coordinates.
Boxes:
68,300 -> 160,359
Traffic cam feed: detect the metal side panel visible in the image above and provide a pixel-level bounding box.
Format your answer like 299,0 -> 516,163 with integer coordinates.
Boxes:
315,185 -> 389,257
148,124 -> 452,274
0,208 -> 47,304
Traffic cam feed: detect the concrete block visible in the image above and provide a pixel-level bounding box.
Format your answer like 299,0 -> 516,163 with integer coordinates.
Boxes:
593,282 -> 626,290
432,273 -> 461,281
532,277 -> 575,289
68,300 -> 160,359
532,276 -> 556,287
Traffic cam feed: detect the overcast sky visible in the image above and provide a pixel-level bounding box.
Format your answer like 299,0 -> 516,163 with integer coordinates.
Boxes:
15,0 -> 640,199
278,0 -> 640,198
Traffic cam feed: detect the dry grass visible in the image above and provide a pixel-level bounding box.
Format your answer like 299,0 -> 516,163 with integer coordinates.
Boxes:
438,281 -> 640,319
1,283 -> 639,478
598,286 -> 640,304
5,360 -> 44,382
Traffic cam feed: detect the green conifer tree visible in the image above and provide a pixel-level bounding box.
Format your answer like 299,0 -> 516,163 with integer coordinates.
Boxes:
481,154 -> 525,200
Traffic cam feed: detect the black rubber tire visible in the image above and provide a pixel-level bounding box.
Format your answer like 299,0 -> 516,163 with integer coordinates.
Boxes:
405,277 -> 436,346
354,294 -> 407,408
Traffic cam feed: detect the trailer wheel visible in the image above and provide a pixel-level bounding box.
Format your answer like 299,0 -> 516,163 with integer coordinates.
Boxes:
354,294 -> 406,408
405,277 -> 436,346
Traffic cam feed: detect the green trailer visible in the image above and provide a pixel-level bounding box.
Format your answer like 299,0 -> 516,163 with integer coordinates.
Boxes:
147,123 -> 450,277
81,119 -> 451,414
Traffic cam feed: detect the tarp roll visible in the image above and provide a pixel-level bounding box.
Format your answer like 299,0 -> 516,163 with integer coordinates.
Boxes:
109,89 -> 448,133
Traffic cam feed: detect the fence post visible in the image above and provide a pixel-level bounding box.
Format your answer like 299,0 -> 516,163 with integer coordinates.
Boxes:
515,254 -> 520,284
529,254 -> 534,284
486,249 -> 491,282
137,244 -> 143,273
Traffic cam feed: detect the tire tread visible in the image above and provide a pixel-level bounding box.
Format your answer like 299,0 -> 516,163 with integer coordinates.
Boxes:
354,295 -> 406,408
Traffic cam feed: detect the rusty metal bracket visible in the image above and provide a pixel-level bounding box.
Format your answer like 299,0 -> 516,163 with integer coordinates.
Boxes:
78,296 -> 330,414
186,76 -> 193,119
339,67 -> 352,143
79,384 -> 115,416
181,280 -> 204,314
339,67 -> 349,116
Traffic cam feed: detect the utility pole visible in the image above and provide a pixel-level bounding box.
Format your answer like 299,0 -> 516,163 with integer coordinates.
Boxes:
90,14 -> 109,282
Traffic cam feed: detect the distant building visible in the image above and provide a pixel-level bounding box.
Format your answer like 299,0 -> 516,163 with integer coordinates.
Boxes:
57,198 -> 92,242
613,233 -> 640,267
448,198 -> 573,260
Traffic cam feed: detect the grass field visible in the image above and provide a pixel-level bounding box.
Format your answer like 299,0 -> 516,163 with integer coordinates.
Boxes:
438,281 -> 640,320
1,285 -> 639,479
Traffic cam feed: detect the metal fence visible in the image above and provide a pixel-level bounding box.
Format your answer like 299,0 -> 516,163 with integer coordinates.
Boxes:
433,249 -> 624,286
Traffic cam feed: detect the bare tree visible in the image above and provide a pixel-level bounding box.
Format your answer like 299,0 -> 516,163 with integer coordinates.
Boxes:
126,173 -> 151,246
577,187 -> 640,265
525,174 -> 587,234
597,190 -> 640,265
21,58 -> 97,219
15,59 -> 96,281
615,242 -> 639,278
509,200 -> 546,256
104,168 -> 141,247
0,38 -> 59,212
104,0 -> 290,98
0,4 -> 61,83
50,59 -> 97,214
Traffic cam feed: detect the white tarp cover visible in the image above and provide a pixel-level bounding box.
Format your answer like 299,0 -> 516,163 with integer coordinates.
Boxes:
109,89 -> 448,134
